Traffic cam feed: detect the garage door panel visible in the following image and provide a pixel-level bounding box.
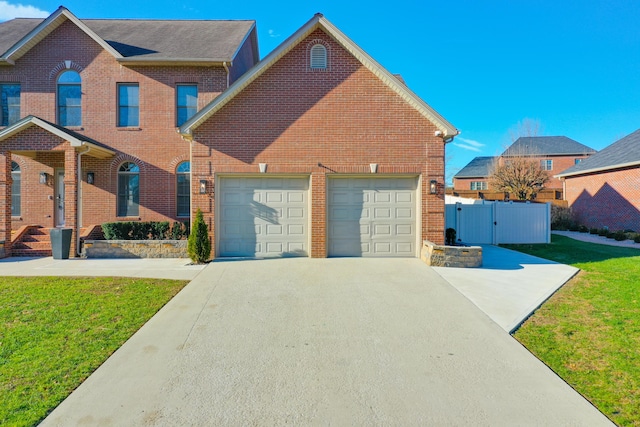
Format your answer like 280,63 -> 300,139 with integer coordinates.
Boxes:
328,177 -> 417,257
219,177 -> 308,258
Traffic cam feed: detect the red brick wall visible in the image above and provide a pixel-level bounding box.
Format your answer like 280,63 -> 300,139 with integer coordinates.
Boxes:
565,167 -> 640,231
453,177 -> 488,191
191,29 -> 446,257
0,19 -> 255,233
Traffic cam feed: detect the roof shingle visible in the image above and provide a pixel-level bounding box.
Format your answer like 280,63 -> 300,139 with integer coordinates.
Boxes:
453,156 -> 496,178
502,136 -> 596,157
0,16 -> 256,62
557,129 -> 640,177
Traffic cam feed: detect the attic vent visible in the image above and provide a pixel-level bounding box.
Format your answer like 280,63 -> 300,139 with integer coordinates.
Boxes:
310,44 -> 327,69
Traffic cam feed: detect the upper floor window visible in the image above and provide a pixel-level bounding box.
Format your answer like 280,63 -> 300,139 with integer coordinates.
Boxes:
117,162 -> 140,217
11,161 -> 20,216
118,84 -> 139,127
310,44 -> 327,69
574,158 -> 583,165
176,85 -> 197,126
470,181 -> 488,191
1,84 -> 20,126
176,161 -> 190,217
57,70 -> 81,126
540,159 -> 553,171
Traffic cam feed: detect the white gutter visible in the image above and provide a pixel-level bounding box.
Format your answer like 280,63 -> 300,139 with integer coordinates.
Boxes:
223,61 -> 231,88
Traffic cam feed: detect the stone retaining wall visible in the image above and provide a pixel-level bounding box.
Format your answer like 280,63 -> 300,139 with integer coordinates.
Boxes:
83,240 -> 188,259
421,240 -> 482,268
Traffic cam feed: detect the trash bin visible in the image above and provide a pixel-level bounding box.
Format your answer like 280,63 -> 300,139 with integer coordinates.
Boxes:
50,228 -> 72,259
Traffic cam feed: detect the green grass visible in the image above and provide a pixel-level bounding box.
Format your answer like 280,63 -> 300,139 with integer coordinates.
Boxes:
0,276 -> 188,427
504,235 -> 640,426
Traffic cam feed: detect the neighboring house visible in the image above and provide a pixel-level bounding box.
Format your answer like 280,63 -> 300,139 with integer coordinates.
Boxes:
557,129 -> 640,231
453,136 -> 596,192
452,156 -> 496,191
0,8 -> 457,258
0,6 -> 258,257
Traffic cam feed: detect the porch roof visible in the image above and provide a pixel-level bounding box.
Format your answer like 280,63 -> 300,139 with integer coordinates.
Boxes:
0,116 -> 115,159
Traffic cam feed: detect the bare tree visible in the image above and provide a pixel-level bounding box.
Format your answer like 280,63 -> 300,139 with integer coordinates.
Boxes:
490,118 -> 548,200
489,156 -> 548,200
508,118 -> 542,142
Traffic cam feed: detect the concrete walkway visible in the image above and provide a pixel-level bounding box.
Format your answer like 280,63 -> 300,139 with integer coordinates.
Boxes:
0,256 -> 205,280
553,230 -> 640,249
433,245 -> 579,333
35,257 -> 611,426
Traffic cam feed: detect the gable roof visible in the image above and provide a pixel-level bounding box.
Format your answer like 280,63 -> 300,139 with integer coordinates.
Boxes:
179,13 -> 458,139
502,136 -> 596,157
0,6 -> 256,66
0,115 -> 115,159
557,129 -> 640,178
453,156 -> 497,179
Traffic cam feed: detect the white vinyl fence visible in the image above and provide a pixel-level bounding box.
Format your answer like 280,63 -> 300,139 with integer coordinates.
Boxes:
445,201 -> 551,245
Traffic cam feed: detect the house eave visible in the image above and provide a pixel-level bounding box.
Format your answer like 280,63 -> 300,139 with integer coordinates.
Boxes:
117,58 -> 228,66
1,6 -> 123,64
556,160 -> 640,179
180,13 -> 458,139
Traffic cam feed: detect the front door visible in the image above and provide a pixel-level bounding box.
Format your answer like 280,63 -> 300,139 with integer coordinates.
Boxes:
55,169 -> 65,226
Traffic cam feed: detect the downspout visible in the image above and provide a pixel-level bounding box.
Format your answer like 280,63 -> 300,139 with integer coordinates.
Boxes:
76,146 -> 91,256
223,61 -> 230,88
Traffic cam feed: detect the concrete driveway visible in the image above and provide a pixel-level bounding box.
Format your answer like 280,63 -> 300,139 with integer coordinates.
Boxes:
41,258 -> 611,426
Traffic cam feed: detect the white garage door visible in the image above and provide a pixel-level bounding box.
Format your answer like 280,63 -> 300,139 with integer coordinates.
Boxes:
328,177 -> 418,257
218,177 -> 309,257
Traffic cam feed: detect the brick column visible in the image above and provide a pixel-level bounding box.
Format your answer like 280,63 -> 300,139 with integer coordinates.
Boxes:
0,151 -> 11,257
310,172 -> 326,258
64,148 -> 78,256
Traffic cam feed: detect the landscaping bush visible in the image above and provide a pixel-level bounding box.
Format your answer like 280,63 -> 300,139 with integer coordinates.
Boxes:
613,230 -> 628,241
101,221 -> 189,240
590,228 -> 599,234
598,228 -> 609,237
188,209 -> 211,263
550,205 -> 574,230
445,228 -> 457,246
634,235 -> 640,244
578,225 -> 589,233
568,223 -> 580,232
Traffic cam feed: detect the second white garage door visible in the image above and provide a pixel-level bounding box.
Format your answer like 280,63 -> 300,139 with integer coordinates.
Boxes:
328,177 -> 418,257
218,177 -> 309,257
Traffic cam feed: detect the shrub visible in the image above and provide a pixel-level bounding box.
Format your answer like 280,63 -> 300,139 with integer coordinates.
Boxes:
590,228 -> 599,234
568,223 -> 580,232
101,221 -> 188,240
550,205 -> 574,230
598,228 -> 609,237
578,225 -> 589,233
445,228 -> 457,246
170,221 -> 190,240
188,209 -> 211,263
634,235 -> 640,244
613,230 -> 627,241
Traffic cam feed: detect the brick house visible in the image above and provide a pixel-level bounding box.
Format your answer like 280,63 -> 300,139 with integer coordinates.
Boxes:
179,14 -> 458,258
453,136 -> 596,194
0,6 -> 258,257
1,8 -> 457,259
557,129 -> 640,231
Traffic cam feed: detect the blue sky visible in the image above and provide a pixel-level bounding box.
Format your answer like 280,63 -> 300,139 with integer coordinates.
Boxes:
2,0 -> 639,182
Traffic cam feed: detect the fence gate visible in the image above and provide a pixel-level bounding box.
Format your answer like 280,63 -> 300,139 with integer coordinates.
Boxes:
447,202 -> 550,245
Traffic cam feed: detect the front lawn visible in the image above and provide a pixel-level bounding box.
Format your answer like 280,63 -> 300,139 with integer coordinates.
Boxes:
505,235 -> 640,426
0,276 -> 188,427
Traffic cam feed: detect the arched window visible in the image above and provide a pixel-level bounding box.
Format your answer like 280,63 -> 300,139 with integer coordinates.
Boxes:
57,70 -> 81,126
310,44 -> 327,69
11,161 -> 20,216
176,161 -> 190,217
117,162 -> 139,217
